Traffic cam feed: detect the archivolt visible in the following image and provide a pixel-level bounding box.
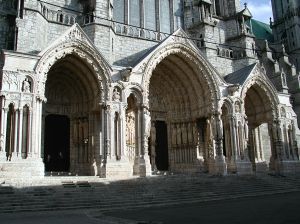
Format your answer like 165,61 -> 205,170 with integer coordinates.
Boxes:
241,76 -> 279,119
35,40 -> 112,101
142,42 -> 222,113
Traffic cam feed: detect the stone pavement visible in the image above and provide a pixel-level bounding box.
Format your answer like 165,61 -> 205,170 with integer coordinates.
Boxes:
104,191 -> 300,224
1,191 -> 299,224
0,210 -> 136,224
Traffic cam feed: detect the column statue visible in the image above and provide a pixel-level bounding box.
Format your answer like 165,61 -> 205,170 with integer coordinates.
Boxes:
177,123 -> 182,146
171,123 -> 177,147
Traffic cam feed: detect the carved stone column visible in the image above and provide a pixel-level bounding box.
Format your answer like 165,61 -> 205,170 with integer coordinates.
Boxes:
11,109 -> 19,160
133,105 -> 151,176
234,116 -> 253,174
34,99 -> 43,159
274,119 -> 300,174
27,109 -> 33,158
140,106 -> 151,176
291,120 -> 299,160
270,120 -> 285,173
120,104 -> 127,159
18,108 -> 23,158
230,116 -> 238,160
0,108 -> 8,159
210,113 -> 227,175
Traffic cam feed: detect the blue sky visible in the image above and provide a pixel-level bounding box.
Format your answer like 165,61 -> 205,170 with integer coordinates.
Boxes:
245,0 -> 273,24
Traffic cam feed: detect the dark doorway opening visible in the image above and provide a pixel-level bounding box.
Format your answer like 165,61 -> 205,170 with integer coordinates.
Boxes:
44,114 -> 70,172
155,121 -> 169,171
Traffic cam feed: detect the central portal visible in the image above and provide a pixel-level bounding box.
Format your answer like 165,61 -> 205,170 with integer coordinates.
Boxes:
155,121 -> 169,171
44,115 -> 70,172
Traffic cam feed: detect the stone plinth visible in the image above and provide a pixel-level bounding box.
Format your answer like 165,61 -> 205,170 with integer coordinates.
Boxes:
279,160 -> 300,175
255,161 -> 268,173
133,156 -> 152,177
105,159 -> 132,179
208,156 -> 227,175
0,159 -> 44,179
236,160 -> 253,175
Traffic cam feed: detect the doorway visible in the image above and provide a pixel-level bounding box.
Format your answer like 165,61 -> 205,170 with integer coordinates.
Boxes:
44,114 -> 70,172
155,121 -> 169,171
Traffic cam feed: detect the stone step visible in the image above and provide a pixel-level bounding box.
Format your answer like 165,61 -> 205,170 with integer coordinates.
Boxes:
0,175 -> 299,213
0,188 -> 297,214
0,183 -> 295,206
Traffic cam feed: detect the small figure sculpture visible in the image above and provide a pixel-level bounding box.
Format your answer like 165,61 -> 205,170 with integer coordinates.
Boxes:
112,88 -> 120,101
22,78 -> 31,93
92,158 -> 98,176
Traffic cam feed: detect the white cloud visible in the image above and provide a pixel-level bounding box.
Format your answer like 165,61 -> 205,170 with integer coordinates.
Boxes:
247,0 -> 273,24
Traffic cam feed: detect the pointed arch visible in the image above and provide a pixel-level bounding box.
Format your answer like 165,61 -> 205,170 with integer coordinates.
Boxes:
241,75 -> 279,122
35,39 -> 112,102
142,42 -> 222,113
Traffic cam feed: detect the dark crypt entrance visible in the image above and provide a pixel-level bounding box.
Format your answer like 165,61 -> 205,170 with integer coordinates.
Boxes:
155,121 -> 169,171
44,114 -> 70,172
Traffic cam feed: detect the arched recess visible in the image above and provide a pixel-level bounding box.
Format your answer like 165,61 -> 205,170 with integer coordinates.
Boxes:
142,43 -> 221,172
221,100 -> 235,172
124,89 -> 143,168
35,41 -> 111,175
241,77 -> 279,172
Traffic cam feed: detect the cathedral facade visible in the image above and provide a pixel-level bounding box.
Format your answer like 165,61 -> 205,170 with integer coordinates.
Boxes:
0,0 -> 300,179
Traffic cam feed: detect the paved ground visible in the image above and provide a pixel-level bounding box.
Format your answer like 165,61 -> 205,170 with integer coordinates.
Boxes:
0,192 -> 299,224
104,192 -> 300,224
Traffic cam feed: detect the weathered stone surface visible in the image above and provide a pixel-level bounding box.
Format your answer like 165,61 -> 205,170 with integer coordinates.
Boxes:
0,0 -> 299,180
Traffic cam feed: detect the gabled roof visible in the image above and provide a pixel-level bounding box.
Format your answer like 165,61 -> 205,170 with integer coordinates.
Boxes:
239,7 -> 252,18
38,23 -> 111,69
224,63 -> 256,85
132,27 -> 200,70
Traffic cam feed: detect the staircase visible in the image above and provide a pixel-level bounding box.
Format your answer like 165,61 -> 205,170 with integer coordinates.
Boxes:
0,174 -> 300,214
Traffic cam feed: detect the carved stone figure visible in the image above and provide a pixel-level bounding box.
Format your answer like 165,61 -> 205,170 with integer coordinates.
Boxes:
126,111 -> 135,146
235,102 -> 241,113
112,88 -> 120,101
92,158 -> 98,176
177,124 -> 182,146
171,124 -> 177,146
22,78 -> 31,93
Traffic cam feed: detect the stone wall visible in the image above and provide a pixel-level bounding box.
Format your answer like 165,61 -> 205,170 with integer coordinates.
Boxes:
112,33 -> 158,67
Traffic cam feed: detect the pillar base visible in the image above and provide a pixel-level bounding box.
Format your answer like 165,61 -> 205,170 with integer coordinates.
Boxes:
133,156 -> 152,177
104,158 -> 132,179
208,156 -> 227,175
0,151 -> 6,162
278,160 -> 300,175
0,158 -> 44,179
254,161 -> 268,173
236,159 -> 253,175
226,158 -> 237,173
